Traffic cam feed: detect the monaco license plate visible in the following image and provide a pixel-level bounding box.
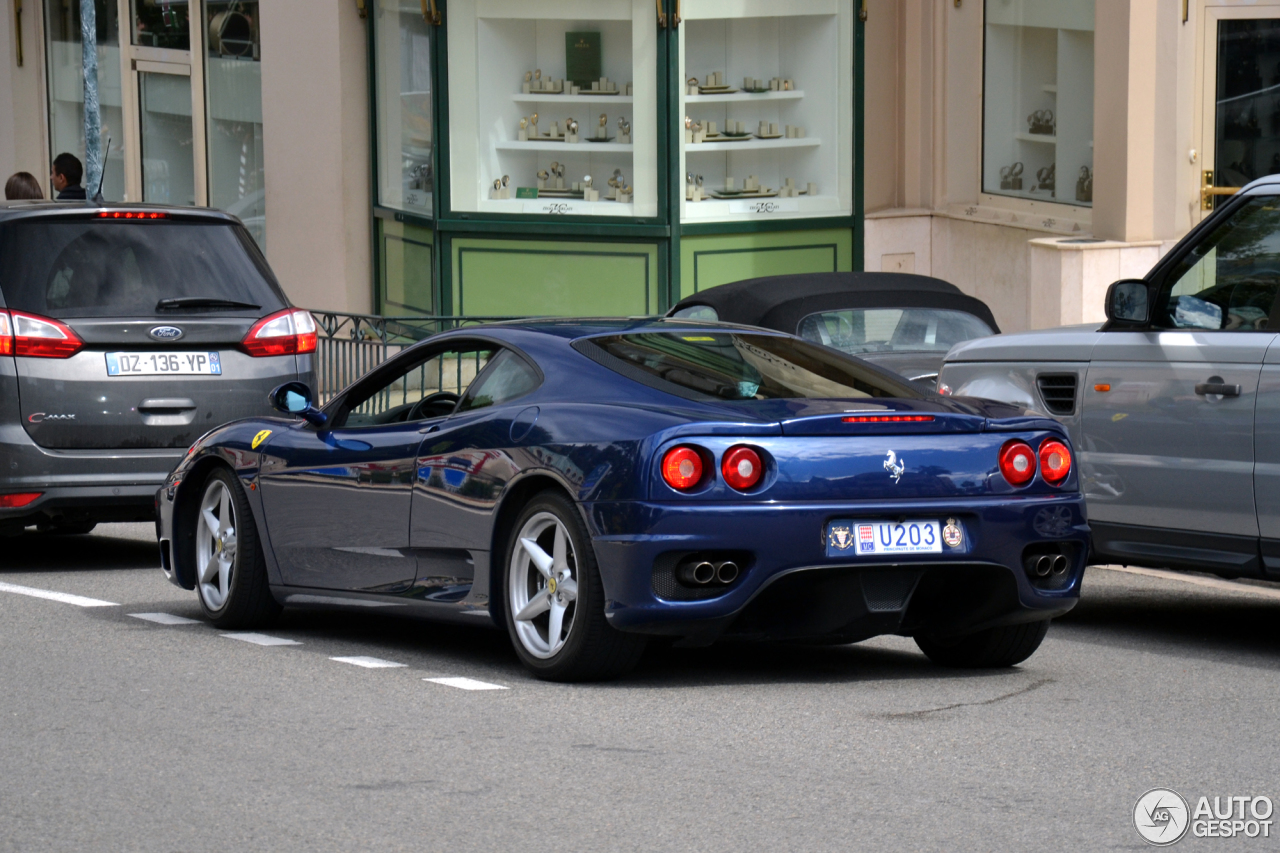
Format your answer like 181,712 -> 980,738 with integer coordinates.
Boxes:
105,352 -> 222,376
826,520 -> 942,557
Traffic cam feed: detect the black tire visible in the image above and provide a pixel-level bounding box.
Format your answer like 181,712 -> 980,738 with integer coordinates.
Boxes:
502,491 -> 646,682
914,619 -> 1050,668
193,468 -> 281,629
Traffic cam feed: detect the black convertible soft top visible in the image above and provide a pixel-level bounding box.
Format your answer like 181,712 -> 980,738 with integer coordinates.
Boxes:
666,272 -> 1000,335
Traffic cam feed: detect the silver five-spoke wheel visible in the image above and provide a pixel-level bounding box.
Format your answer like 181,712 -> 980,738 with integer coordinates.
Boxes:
196,478 -> 238,611
508,511 -> 579,659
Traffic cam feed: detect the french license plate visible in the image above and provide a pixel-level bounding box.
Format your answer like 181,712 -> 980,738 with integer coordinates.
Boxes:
826,520 -> 942,557
105,352 -> 222,376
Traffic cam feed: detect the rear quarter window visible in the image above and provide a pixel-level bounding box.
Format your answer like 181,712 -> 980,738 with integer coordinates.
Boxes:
0,219 -> 287,318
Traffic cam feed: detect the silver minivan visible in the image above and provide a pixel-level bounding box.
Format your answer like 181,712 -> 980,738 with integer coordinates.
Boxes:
0,201 -> 314,535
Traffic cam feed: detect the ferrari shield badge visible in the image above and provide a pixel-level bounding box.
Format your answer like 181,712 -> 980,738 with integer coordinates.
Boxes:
942,518 -> 964,548
251,429 -> 273,450
828,524 -> 854,551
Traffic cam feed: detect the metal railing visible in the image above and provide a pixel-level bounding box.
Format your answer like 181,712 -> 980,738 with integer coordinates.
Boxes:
309,311 -> 524,403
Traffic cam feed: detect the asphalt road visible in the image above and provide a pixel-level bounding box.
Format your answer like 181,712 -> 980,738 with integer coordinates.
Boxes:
2,523 -> 1278,852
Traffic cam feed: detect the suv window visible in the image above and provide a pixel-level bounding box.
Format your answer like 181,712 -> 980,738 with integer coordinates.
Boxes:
0,219 -> 286,318
457,349 -> 540,412
1157,197 -> 1280,331
339,345 -> 494,427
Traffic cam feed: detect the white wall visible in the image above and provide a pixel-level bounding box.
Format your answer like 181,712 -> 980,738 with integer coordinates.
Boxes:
0,0 -> 50,193
259,0 -> 372,313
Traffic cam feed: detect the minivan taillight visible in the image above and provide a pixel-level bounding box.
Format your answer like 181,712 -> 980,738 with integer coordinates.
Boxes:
0,310 -> 84,358
240,309 -> 318,357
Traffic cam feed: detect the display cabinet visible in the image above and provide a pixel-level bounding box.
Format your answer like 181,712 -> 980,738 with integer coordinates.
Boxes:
445,0 -> 659,218
368,0 -> 861,317
677,0 -> 854,223
982,0 -> 1094,207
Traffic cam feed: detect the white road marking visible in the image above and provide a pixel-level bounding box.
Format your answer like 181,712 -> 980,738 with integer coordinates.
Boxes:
331,656 -> 407,669
220,632 -> 302,646
0,581 -> 117,608
1098,565 -> 1280,601
424,676 -> 508,691
129,612 -> 200,625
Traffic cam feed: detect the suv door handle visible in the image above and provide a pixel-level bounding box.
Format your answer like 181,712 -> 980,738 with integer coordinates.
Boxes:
1195,382 -> 1241,397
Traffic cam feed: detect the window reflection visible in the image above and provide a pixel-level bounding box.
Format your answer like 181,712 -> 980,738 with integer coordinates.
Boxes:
131,0 -> 190,50
375,0 -> 433,216
205,0 -> 266,250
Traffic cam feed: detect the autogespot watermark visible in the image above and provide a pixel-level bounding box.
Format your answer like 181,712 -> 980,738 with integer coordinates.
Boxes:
1134,788 -> 1274,845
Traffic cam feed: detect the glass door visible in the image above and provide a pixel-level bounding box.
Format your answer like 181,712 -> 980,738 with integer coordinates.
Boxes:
1198,5 -> 1280,216
118,0 -> 208,204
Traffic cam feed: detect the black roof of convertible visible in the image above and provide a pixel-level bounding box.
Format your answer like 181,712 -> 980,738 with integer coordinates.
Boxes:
665,272 -> 1000,335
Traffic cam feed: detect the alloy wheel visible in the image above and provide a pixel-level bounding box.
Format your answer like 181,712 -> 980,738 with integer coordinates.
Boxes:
195,478 -> 238,611
508,511 -> 579,659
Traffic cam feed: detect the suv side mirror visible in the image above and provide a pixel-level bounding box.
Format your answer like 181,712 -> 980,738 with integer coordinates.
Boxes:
1104,279 -> 1151,327
269,381 -> 327,426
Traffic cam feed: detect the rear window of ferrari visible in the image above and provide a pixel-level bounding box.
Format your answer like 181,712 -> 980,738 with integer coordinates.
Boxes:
576,331 -> 923,401
0,218 -> 287,318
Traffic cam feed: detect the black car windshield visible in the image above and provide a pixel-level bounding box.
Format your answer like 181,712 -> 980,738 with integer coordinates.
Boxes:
798,307 -> 993,355
583,331 -> 923,401
0,219 -> 286,318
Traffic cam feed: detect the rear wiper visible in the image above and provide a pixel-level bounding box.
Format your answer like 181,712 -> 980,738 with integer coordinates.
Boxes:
156,297 -> 261,310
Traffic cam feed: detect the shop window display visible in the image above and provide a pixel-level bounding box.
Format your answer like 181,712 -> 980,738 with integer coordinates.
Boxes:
678,0 -> 854,223
375,0 -> 434,218
447,0 -> 658,218
982,0 -> 1094,206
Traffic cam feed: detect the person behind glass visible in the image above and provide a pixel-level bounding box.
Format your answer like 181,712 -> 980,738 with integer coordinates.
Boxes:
4,172 -> 44,200
50,153 -> 86,200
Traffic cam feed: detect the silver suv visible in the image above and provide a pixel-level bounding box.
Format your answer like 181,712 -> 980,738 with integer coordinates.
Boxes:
0,201 -> 315,535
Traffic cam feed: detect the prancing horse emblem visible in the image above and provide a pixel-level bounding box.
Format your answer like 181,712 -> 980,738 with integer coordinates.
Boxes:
883,450 -> 905,484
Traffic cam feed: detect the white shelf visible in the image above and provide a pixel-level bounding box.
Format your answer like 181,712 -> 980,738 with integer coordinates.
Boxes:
1015,132 -> 1056,144
511,93 -> 634,105
685,89 -> 806,103
683,194 -> 844,221
1042,84 -> 1057,94
685,137 -> 821,153
495,140 -> 634,153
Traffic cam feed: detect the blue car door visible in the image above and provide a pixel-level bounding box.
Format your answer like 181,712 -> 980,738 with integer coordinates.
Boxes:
410,349 -> 542,601
258,341 -> 498,592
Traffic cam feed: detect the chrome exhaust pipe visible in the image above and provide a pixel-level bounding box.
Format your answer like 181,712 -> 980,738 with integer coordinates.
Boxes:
715,560 -> 739,584
1034,555 -> 1053,577
677,560 -> 716,585
1050,554 -> 1069,576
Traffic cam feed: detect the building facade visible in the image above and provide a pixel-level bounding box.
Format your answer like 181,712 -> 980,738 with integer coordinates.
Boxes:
0,1 -> 1267,332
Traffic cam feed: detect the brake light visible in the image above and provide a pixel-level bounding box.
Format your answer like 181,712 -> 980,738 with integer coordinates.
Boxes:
841,415 -> 935,423
998,440 -> 1037,487
721,446 -> 763,491
240,308 -> 318,357
1038,439 -> 1072,485
97,211 -> 168,219
0,492 -> 42,508
662,446 -> 704,491
5,310 -> 83,358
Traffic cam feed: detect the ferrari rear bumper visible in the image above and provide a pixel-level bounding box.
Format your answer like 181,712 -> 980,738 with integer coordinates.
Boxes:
586,494 -> 1088,643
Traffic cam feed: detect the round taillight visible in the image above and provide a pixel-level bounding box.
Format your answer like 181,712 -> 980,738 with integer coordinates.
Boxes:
721,446 -> 763,491
1039,439 -> 1072,485
999,440 -> 1037,487
662,446 -> 704,491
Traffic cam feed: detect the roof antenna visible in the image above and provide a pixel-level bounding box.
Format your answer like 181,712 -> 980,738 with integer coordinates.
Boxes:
90,136 -> 110,204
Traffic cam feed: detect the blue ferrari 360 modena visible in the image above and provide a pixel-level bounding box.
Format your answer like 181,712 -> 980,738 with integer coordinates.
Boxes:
156,319 -> 1088,681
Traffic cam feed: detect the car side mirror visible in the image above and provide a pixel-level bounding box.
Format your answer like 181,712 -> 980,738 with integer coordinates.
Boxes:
269,381 -> 327,426
1104,279 -> 1151,327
